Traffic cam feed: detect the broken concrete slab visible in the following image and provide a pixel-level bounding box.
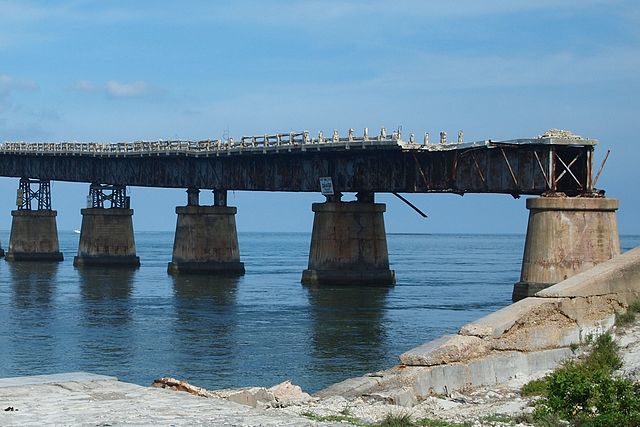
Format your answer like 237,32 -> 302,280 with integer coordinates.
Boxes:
401,348 -> 574,399
400,335 -> 489,366
459,297 -> 559,339
537,247 -> 640,298
557,296 -> 622,323
314,376 -> 382,399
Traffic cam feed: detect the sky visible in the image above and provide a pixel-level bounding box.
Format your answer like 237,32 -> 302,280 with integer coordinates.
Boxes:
0,0 -> 638,235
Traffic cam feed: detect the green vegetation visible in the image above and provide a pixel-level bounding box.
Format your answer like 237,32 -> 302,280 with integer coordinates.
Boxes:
520,377 -> 549,398
373,414 -> 471,427
478,414 -> 515,425
615,301 -> 640,327
521,332 -> 640,426
301,411 -> 364,425
374,413 -> 415,427
301,411 -> 473,427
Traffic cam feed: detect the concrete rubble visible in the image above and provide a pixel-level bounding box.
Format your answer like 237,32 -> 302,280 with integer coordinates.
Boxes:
153,377 -> 313,409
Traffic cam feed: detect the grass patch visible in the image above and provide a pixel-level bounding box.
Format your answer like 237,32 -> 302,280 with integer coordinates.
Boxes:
301,411 -> 472,427
478,414 -> 515,425
521,332 -> 640,426
301,411 -> 363,425
615,301 -> 640,327
371,414 -> 472,427
374,413 -> 415,427
415,418 -> 472,427
521,377 -> 549,397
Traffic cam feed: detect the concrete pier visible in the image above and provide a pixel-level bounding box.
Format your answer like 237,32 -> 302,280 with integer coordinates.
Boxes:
302,199 -> 395,286
74,208 -> 140,267
512,196 -> 620,301
6,210 -> 63,261
168,204 -> 244,274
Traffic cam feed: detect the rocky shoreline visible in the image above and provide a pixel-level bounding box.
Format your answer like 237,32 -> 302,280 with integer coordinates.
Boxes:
0,320 -> 637,426
150,320 -> 640,426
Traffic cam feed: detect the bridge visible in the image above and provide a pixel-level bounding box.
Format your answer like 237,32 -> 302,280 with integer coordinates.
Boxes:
0,128 -> 620,301
0,128 -> 594,194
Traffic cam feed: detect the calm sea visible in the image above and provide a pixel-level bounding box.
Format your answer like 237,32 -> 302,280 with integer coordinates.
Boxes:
0,232 -> 638,393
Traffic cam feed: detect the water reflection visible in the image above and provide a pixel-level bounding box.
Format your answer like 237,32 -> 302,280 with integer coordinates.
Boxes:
78,268 -> 135,368
170,275 -> 240,382
6,262 -> 60,375
305,285 -> 391,375
78,267 -> 134,294
9,262 -> 59,309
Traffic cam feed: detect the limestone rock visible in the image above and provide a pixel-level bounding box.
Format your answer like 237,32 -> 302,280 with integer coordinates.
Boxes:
224,387 -> 274,408
400,335 -> 489,366
268,380 -> 313,406
364,387 -> 417,407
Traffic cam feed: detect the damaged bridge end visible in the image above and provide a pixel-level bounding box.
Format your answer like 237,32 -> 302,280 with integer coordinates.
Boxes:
317,129 -> 635,405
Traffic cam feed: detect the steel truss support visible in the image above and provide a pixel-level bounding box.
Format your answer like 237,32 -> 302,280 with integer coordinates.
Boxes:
88,183 -> 130,208
17,177 -> 52,210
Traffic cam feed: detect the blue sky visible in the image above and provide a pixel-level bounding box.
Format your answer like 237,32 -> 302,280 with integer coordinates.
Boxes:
0,0 -> 638,234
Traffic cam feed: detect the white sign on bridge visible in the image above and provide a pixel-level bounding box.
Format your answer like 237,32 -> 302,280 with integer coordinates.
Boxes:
319,177 -> 334,196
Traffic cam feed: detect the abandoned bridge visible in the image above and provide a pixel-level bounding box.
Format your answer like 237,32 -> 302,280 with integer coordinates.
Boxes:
0,128 -> 619,301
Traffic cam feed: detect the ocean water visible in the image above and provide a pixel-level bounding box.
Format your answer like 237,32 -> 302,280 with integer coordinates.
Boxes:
0,232 -> 638,393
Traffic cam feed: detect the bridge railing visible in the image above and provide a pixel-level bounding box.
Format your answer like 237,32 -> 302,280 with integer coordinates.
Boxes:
0,127 -> 420,157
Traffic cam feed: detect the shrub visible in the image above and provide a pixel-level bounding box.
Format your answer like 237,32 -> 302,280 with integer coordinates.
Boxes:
522,332 -> 640,426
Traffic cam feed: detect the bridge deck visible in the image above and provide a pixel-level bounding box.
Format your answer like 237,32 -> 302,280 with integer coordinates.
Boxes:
0,130 -> 598,196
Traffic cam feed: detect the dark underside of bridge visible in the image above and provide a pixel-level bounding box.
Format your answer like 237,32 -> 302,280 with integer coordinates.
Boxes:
0,143 -> 590,196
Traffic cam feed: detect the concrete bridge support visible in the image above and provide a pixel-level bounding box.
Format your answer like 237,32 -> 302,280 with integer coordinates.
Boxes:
74,184 -> 140,267
168,189 -> 244,275
512,196 -> 620,301
6,178 -> 63,262
302,193 -> 395,286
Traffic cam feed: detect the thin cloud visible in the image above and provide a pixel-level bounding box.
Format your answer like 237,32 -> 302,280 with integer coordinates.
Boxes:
196,0 -> 615,27
105,80 -> 151,98
69,80 -> 97,93
0,73 -> 38,92
0,73 -> 38,107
